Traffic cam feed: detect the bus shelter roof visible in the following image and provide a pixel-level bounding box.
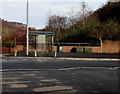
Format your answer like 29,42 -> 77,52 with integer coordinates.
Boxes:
29,31 -> 54,36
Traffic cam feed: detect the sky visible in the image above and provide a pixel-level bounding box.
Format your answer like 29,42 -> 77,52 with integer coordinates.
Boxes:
0,0 -> 109,29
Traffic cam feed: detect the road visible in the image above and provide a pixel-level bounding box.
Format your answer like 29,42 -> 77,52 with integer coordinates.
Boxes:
1,58 -> 119,94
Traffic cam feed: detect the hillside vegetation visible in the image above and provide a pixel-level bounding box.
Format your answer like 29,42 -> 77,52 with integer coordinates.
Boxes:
46,1 -> 120,43
1,19 -> 26,47
1,19 -> 41,47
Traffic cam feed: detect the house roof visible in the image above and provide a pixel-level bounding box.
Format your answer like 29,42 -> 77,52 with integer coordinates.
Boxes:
29,31 -> 54,35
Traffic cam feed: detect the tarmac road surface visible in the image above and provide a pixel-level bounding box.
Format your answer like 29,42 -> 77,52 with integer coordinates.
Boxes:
2,58 -> 119,69
1,58 -> 120,94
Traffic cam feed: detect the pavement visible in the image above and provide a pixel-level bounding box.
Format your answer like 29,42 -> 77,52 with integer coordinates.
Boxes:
2,51 -> 120,61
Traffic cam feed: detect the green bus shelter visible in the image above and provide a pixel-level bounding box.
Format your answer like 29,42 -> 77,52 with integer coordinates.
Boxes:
29,31 -> 54,52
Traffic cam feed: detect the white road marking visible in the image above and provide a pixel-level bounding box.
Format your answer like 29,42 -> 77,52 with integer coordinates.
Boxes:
1,68 -> 56,72
1,67 -> 119,72
58,67 -> 119,71
10,84 -> 28,88
33,86 -> 73,92
58,67 -> 80,71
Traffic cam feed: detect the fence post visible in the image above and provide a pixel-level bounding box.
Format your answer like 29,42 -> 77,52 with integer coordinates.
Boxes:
35,50 -> 37,57
54,51 -> 57,58
14,50 -> 17,57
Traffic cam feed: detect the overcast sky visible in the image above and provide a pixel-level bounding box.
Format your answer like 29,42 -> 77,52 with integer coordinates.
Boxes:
0,0 -> 109,29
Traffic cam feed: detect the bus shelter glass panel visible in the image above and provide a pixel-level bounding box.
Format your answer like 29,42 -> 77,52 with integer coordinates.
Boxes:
46,35 -> 53,51
36,35 -> 46,52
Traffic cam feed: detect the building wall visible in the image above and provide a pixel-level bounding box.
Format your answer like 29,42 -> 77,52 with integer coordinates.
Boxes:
62,46 -> 78,52
2,41 -> 120,53
53,41 -> 120,53
2,45 -> 24,53
53,46 -> 57,52
59,46 -> 100,53
102,40 -> 120,53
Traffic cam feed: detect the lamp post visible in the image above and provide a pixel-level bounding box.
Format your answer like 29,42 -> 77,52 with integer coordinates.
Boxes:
26,0 -> 29,55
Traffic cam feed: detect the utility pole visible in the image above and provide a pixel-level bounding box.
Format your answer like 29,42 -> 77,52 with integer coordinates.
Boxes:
26,0 -> 29,55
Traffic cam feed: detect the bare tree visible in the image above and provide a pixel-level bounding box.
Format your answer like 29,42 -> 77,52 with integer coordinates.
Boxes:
78,2 -> 93,27
46,14 -> 67,42
68,7 -> 78,32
